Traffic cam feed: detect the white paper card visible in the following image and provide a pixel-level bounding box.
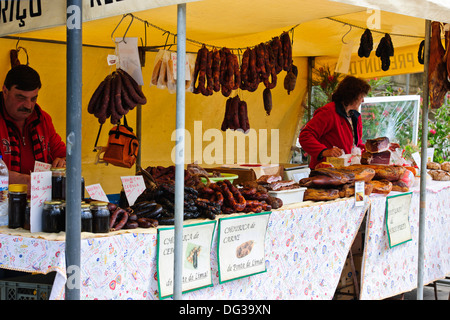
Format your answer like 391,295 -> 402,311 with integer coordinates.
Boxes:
120,175 -> 146,206
30,171 -> 52,233
107,54 -> 119,66
116,37 -> 144,85
354,181 -> 365,206
33,161 -> 51,172
386,193 -> 413,248
218,212 -> 271,283
335,40 -> 354,74
157,221 -> 216,299
85,183 -> 109,202
171,52 -> 191,81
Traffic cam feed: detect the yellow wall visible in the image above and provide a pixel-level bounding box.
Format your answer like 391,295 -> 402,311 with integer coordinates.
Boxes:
0,38 -> 307,194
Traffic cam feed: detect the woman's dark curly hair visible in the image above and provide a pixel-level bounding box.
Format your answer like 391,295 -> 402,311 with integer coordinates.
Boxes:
331,75 -> 371,106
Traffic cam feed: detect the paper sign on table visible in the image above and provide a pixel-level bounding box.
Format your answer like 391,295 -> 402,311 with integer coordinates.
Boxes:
120,175 -> 146,206
217,212 -> 271,283
385,192 -> 413,248
85,183 -> 109,202
30,171 -> 52,233
157,220 -> 216,299
33,161 -> 51,172
354,181 -> 365,207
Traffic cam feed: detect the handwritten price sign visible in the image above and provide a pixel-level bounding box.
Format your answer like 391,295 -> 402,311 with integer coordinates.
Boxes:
121,175 -> 146,206
33,161 -> 52,172
30,171 -> 52,232
85,183 -> 109,202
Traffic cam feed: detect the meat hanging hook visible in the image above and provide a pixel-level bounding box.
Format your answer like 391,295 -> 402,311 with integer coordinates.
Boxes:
111,13 -> 134,44
341,24 -> 352,44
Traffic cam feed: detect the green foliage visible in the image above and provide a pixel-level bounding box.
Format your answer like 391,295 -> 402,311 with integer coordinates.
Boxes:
419,101 -> 450,163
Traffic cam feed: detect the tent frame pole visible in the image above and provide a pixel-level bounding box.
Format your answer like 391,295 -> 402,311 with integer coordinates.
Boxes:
65,0 -> 82,300
173,3 -> 187,300
417,19 -> 431,301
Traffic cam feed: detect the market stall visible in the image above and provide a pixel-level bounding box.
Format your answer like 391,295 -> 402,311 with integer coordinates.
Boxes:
0,174 -> 448,300
0,0 -> 450,301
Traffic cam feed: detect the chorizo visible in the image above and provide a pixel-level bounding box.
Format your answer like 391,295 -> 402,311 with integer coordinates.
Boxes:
270,36 -> 284,74
224,179 -> 246,212
246,48 -> 259,92
238,100 -> 250,132
263,44 -> 277,89
124,221 -> 139,229
112,209 -> 128,231
88,79 -> 106,115
281,32 -> 293,71
211,49 -> 221,92
94,74 -> 112,122
193,46 -> 208,95
205,49 -> 214,96
240,48 -> 250,90
117,69 -> 147,105
263,88 -> 272,116
112,72 -> 128,116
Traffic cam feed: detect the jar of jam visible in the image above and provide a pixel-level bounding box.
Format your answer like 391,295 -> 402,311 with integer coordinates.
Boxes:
90,201 -> 110,233
23,200 -> 31,231
81,203 -> 93,233
59,201 -> 66,232
51,168 -> 66,201
8,184 -> 27,229
42,201 -> 63,233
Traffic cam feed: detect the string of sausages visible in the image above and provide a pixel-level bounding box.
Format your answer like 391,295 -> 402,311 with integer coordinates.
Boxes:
87,69 -> 147,124
192,31 -> 293,97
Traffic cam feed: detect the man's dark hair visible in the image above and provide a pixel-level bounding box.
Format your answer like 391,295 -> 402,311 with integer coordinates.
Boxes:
4,65 -> 42,91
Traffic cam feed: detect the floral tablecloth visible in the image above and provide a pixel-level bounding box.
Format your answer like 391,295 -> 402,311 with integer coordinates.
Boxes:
0,197 -> 366,300
360,179 -> 450,300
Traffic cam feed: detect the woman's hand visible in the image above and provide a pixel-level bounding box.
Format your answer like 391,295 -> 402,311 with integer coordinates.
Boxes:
322,147 -> 344,158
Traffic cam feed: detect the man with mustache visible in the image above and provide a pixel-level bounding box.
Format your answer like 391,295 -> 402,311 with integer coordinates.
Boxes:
0,65 -> 66,190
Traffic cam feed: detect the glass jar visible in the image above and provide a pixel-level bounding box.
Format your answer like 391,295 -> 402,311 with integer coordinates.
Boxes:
51,167 -> 66,201
42,201 -> 63,233
90,201 -> 110,233
8,184 -> 27,229
81,203 -> 93,233
23,200 -> 31,230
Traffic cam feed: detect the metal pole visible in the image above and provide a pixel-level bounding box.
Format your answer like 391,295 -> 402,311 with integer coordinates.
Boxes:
173,3 -> 186,300
417,19 -> 431,300
65,0 -> 82,300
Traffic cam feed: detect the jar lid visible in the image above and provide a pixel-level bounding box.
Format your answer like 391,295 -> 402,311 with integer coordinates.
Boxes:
51,167 -> 66,172
90,201 -> 108,207
44,200 -> 63,205
81,203 -> 90,208
9,184 -> 27,193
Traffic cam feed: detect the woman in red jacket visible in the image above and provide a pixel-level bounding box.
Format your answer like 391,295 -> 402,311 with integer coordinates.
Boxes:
299,75 -> 370,169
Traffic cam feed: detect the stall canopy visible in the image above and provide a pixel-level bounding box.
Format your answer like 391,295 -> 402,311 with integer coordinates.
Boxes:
1,0 -> 448,194
2,0 -> 439,57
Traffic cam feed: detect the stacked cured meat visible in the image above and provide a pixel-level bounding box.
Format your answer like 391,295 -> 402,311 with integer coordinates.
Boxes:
299,164 -> 410,201
361,137 -> 391,165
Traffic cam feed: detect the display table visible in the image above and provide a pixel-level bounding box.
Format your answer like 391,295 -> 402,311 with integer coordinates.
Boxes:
360,179 -> 450,300
0,197 -> 366,300
1,177 -> 448,300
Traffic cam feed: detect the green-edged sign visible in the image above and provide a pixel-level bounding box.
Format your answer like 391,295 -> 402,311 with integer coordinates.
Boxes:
156,220 -> 216,299
217,212 -> 271,283
385,192 -> 413,248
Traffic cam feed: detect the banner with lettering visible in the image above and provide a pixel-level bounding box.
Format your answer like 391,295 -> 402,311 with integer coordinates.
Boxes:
385,192 -> 413,248
316,44 -> 423,79
217,211 -> 271,283
0,0 -> 198,37
156,220 -> 216,299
